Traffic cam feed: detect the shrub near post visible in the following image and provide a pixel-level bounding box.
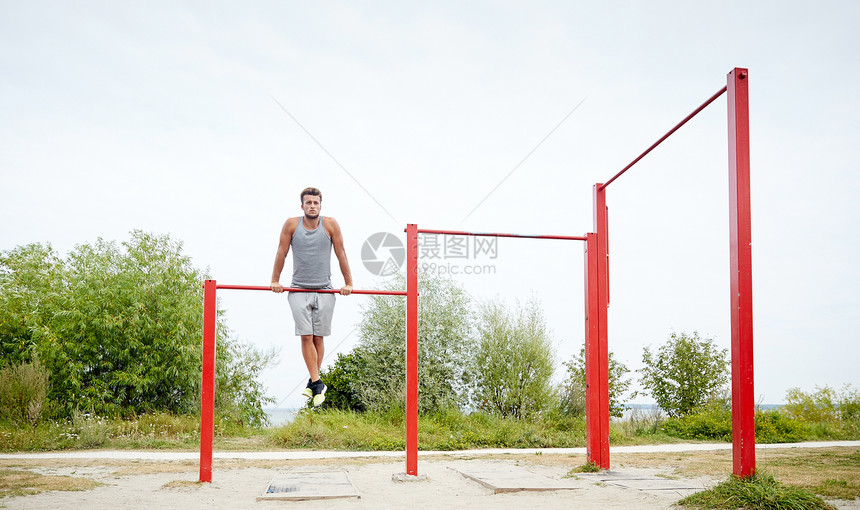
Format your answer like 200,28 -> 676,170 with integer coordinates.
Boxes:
0,357 -> 50,433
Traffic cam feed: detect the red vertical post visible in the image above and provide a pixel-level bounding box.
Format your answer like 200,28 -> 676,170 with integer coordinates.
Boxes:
405,224 -> 419,476
199,279 -> 217,483
589,184 -> 611,469
727,67 -> 755,478
583,233 -> 603,467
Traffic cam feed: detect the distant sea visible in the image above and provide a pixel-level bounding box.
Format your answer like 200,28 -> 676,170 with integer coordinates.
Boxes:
620,403 -> 782,420
264,408 -> 300,427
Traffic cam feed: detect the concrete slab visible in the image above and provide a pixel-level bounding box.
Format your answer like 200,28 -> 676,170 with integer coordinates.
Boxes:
257,470 -> 360,502
453,465 -> 580,494
575,470 -> 707,498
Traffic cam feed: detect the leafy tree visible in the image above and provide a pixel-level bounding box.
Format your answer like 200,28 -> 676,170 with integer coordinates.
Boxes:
350,273 -> 477,413
559,347 -> 632,418
639,331 -> 729,417
476,298 -> 555,419
320,352 -> 366,412
0,231 -> 275,423
215,326 -> 278,427
0,243 -> 64,366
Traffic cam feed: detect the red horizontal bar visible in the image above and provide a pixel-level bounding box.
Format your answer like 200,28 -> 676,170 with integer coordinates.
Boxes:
416,229 -> 586,241
600,85 -> 728,190
213,284 -> 407,296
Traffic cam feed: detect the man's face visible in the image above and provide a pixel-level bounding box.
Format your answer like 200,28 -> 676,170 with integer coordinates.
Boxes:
301,195 -> 321,219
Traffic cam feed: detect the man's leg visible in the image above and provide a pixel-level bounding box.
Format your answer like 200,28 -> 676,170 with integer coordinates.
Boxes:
313,335 -> 324,373
304,335 -> 327,406
290,292 -> 318,399
301,334 -> 320,381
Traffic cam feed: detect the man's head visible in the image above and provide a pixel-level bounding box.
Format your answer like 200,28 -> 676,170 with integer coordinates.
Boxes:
300,187 -> 322,219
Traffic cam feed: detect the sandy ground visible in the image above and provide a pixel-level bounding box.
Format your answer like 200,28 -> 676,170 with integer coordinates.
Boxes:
0,459 -> 706,510
2,444 -> 859,510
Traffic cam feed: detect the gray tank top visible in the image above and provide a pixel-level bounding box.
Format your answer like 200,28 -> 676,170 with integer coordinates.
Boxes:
290,216 -> 333,288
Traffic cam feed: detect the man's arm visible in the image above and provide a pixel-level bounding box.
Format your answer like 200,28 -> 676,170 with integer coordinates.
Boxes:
270,218 -> 298,293
327,217 -> 353,296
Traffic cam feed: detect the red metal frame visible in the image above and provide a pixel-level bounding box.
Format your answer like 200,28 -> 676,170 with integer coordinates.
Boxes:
583,234 -> 603,467
409,226 -> 587,475
417,228 -> 586,241
600,86 -> 728,190
215,284 -> 406,296
727,67 -> 755,478
199,279 -> 217,483
199,66 -> 753,481
405,224 -> 419,476
198,282 -> 407,482
586,186 -> 611,469
595,67 -> 754,477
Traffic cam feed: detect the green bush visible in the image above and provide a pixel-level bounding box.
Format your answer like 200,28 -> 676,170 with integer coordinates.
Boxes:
350,274 -> 477,413
754,409 -> 808,443
783,386 -> 839,422
320,352 -> 365,412
784,384 -> 860,427
0,356 -> 50,432
559,347 -> 631,418
639,331 -> 729,417
662,402 -> 733,441
779,385 -> 860,440
476,298 -> 555,419
0,232 -> 276,425
838,384 -> 860,422
214,332 -> 278,427
660,404 -> 811,443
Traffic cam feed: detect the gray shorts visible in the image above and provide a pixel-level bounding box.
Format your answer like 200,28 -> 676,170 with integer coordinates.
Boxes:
287,289 -> 336,337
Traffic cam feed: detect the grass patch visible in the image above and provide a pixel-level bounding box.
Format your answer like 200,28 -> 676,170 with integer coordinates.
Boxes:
611,448 -> 860,502
679,472 -> 835,509
658,407 -> 860,444
269,408 -> 589,450
0,468 -> 103,498
566,461 -> 601,475
0,412 -> 267,452
161,479 -> 205,490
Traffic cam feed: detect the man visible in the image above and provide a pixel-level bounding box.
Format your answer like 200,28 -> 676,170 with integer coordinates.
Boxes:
270,187 -> 353,406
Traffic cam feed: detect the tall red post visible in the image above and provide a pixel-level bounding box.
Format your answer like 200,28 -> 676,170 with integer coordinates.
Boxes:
405,224 -> 419,476
727,67 -> 755,478
584,233 -> 602,467
199,279 -> 217,483
586,185 -> 611,469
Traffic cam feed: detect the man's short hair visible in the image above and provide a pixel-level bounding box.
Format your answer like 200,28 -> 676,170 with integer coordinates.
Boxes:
300,187 -> 322,204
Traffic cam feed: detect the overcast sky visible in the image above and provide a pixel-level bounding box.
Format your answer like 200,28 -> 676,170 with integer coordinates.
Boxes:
2,1 -> 858,410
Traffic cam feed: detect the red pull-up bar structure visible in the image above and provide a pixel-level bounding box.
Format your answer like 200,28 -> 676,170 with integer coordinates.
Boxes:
198,282 -> 407,483
590,67 -> 754,476
199,66 -> 754,482
404,226 -> 587,476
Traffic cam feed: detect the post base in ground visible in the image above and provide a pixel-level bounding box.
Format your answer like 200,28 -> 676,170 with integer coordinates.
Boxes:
392,473 -> 429,482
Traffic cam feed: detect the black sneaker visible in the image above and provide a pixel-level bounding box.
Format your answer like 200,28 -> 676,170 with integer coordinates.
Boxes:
301,379 -> 313,399
311,379 -> 327,407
